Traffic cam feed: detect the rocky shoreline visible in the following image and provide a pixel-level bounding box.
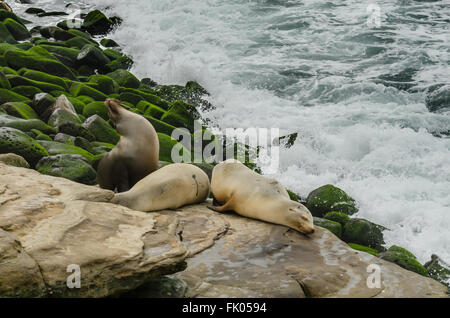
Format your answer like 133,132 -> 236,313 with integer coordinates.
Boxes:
0,3 -> 449,297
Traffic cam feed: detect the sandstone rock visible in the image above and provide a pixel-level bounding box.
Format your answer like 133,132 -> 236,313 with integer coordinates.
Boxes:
0,163 -> 188,297
152,205 -> 448,298
0,152 -> 29,168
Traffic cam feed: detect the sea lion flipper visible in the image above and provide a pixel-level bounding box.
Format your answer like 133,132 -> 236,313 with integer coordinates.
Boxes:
207,197 -> 234,213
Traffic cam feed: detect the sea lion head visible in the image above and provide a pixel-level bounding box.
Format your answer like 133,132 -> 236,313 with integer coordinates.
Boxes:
104,98 -> 136,134
286,202 -> 315,235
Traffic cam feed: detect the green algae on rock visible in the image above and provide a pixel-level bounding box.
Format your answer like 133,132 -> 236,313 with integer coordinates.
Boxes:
323,211 -> 350,227
0,127 -> 48,166
313,217 -> 342,238
342,218 -> 385,252
83,101 -> 108,120
306,184 -> 358,217
36,154 -> 97,185
0,114 -> 54,133
37,140 -> 95,163
0,102 -> 38,119
348,243 -> 379,256
81,114 -> 120,144
378,246 -> 428,277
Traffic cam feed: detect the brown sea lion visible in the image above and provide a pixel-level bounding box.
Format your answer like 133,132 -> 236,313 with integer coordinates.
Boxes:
111,163 -> 210,211
97,98 -> 159,192
209,159 -> 315,235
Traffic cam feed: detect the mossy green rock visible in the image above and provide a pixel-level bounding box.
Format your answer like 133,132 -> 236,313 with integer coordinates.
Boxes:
378,250 -> 428,277
100,38 -> 119,48
88,74 -> 118,95
158,132 -> 192,163
32,93 -> 56,115
4,48 -> 77,80
286,190 -> 301,202
313,217 -> 342,238
387,245 -> 417,259
38,45 -> 80,65
20,68 -> 69,91
0,127 -> 48,166
37,140 -> 95,163
67,97 -> 85,114
323,211 -> 350,227
2,18 -> 31,41
30,129 -> 52,141
160,100 -> 200,133
348,243 -> 379,256
82,10 -> 114,35
144,115 -> 177,136
121,87 -> 170,109
57,121 -> 95,141
83,101 -> 108,120
0,102 -> 38,119
77,44 -> 110,69
48,108 -> 82,130
342,218 -> 385,252
36,154 -> 97,185
6,74 -> 65,93
306,184 -> 358,217
106,56 -> 133,71
0,88 -> 30,104
82,115 -> 119,144
424,254 -> 450,287
0,21 -> 17,44
0,70 -> 11,89
69,82 -> 107,101
142,103 -> 165,119
11,85 -> 43,99
0,114 -> 53,133
107,69 -> 140,89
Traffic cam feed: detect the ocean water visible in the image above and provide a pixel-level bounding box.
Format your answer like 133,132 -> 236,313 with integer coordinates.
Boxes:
13,1 -> 450,264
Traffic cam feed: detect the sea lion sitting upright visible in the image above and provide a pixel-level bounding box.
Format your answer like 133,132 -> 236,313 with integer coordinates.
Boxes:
111,163 -> 210,212
209,159 -> 315,235
97,98 -> 159,192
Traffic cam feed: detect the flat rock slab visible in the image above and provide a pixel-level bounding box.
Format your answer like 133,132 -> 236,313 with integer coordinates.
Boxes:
0,163 -> 188,297
159,205 -> 448,298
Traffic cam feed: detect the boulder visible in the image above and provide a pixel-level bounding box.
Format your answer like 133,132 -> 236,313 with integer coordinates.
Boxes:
379,246 -> 428,277
37,140 -> 95,163
0,163 -> 188,297
2,18 -> 30,41
306,184 -> 358,217
83,101 -> 108,120
0,102 -> 38,119
426,85 -> 450,112
0,127 -> 48,166
0,152 -> 29,168
149,205 -> 448,298
82,10 -> 114,35
313,217 -> 342,238
323,211 -> 350,227
77,44 -> 110,70
107,69 -> 140,89
81,115 -> 120,144
160,100 -> 200,133
4,48 -> 77,80
342,218 -> 385,252
69,82 -> 107,101
36,154 -> 97,185
0,114 -> 54,133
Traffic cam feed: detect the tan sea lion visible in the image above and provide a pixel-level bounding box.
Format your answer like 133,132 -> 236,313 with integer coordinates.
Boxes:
209,159 -> 315,235
111,163 -> 210,211
97,98 -> 159,192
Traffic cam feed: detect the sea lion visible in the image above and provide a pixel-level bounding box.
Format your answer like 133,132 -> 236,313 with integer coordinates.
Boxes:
111,163 -> 210,211
97,98 -> 159,192
209,159 -> 315,235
